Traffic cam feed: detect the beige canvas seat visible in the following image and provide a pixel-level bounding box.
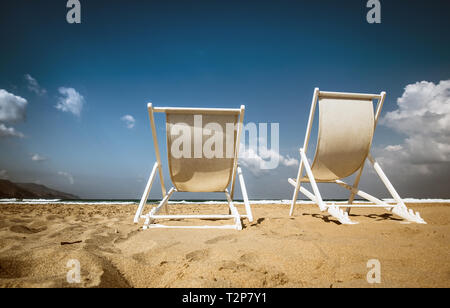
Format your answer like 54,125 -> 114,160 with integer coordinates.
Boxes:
289,88 -> 426,224
134,104 -> 253,230
166,113 -> 238,192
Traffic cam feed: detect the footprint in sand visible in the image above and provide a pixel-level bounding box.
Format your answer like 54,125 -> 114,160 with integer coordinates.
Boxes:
9,225 -> 47,234
115,232 -> 158,256
239,252 -> 259,263
185,249 -> 209,262
204,234 -> 237,244
218,260 -> 253,272
216,259 -> 289,287
218,260 -> 239,271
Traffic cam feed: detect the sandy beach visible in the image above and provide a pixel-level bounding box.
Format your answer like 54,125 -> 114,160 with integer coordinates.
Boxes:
0,202 -> 449,288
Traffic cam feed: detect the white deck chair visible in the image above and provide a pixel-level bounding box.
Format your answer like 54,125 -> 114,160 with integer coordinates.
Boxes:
134,104 -> 253,230
288,88 -> 426,225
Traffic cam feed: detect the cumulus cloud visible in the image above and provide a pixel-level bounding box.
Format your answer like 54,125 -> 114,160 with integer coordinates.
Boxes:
366,79 -> 450,197
0,89 -> 27,123
58,171 -> 74,185
0,169 -> 9,180
56,87 -> 84,117
121,114 -> 136,129
239,144 -> 298,175
237,123 -> 299,175
379,80 -> 450,175
24,74 -> 46,96
0,123 -> 25,138
384,144 -> 403,152
31,154 -> 47,162
0,89 -> 27,138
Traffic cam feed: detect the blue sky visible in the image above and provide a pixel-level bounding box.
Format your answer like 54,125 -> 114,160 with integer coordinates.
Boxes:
1,0 -> 449,199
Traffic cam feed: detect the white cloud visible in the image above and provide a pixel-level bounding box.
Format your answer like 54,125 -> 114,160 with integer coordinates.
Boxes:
56,87 -> 84,117
58,171 -> 74,185
378,79 -> 450,175
281,155 -> 299,167
0,169 -> 9,180
239,144 -> 299,175
31,154 -> 47,162
0,89 -> 27,123
0,89 -> 27,138
384,144 -> 403,152
121,114 -> 136,129
0,123 -> 24,138
24,74 -> 46,96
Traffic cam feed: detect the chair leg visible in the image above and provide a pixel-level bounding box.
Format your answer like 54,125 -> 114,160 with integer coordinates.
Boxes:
346,165 -> 365,214
155,188 -> 175,215
367,154 -> 426,224
143,187 -> 176,229
225,190 -> 242,230
300,149 -> 357,225
290,151 -> 304,216
134,162 -> 159,223
237,166 -> 253,223
299,149 -> 326,211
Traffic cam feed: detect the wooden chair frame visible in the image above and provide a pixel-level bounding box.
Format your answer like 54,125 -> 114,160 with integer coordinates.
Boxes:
289,88 -> 426,225
134,104 -> 254,230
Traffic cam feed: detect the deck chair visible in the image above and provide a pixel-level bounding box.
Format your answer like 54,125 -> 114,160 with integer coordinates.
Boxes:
134,104 -> 254,230
288,88 -> 426,225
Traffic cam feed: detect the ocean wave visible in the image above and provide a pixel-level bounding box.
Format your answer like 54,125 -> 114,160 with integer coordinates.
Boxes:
21,199 -> 61,202
0,198 -> 19,202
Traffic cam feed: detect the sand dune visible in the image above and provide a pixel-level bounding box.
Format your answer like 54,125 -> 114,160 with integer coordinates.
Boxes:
0,202 -> 449,287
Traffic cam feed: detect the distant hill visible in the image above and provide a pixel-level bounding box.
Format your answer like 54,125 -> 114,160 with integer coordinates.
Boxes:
0,180 -> 79,199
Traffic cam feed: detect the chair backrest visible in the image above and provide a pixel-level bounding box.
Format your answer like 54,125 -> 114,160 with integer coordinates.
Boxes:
309,97 -> 375,181
165,110 -> 241,192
